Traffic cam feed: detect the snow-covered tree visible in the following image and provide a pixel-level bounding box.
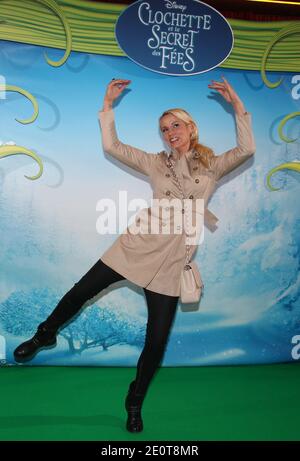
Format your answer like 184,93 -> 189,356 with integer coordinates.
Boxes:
0,287 -> 146,354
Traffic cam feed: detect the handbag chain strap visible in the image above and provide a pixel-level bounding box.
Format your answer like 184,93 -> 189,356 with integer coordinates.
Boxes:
167,157 -> 192,270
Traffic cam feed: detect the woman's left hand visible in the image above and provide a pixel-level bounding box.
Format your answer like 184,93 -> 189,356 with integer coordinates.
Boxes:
208,76 -> 242,106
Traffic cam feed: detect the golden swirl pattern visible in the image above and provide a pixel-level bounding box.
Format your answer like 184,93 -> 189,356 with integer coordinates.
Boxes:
278,112 -> 300,143
0,145 -> 43,180
266,161 -> 300,192
261,24 -> 300,191
261,23 -> 300,89
0,84 -> 39,124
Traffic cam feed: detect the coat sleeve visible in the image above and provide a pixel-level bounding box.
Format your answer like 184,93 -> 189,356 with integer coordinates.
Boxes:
210,112 -> 256,181
98,108 -> 157,176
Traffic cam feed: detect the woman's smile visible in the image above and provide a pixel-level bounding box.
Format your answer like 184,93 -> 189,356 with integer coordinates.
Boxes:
160,113 -> 192,155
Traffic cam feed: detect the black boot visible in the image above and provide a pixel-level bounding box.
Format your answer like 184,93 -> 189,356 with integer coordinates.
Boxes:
125,380 -> 145,433
13,321 -> 57,363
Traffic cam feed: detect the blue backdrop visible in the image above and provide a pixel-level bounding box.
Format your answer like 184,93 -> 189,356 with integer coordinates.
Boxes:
0,40 -> 299,366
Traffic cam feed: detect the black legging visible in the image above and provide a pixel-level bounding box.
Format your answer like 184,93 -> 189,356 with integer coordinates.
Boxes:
43,258 -> 179,397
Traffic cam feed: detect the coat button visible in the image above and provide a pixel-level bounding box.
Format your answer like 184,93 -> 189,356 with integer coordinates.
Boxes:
189,195 -> 194,199
195,178 -> 199,183
193,166 -> 198,170
166,190 -> 171,196
165,173 -> 170,177
182,208 -> 185,213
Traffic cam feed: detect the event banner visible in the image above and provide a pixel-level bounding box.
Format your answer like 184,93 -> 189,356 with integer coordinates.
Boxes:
0,0 -> 299,367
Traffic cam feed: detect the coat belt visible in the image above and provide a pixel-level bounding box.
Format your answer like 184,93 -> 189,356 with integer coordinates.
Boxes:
204,208 -> 219,232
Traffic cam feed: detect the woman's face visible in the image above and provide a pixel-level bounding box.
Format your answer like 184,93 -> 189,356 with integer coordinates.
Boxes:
160,114 -> 193,155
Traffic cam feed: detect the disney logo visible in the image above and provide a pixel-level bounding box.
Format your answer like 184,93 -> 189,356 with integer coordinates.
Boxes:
164,0 -> 187,13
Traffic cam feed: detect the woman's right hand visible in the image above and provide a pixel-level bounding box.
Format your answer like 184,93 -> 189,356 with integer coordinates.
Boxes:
103,79 -> 131,109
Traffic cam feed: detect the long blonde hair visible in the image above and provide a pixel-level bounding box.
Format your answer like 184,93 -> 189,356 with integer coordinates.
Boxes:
159,108 -> 215,169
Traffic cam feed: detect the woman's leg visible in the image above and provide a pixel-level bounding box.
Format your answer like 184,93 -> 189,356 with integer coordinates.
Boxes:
43,258 -> 126,332
14,259 -> 125,361
125,288 -> 179,432
134,288 -> 179,397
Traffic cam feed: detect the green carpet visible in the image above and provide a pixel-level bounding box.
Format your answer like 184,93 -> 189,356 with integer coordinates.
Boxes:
0,363 -> 299,441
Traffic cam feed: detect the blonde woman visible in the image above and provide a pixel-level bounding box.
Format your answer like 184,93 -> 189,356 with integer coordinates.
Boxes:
14,76 -> 255,433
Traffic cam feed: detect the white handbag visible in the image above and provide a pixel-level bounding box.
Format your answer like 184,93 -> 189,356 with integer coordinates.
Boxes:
180,261 -> 204,303
167,156 -> 204,304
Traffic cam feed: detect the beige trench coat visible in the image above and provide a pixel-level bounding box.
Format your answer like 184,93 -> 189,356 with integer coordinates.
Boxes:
98,108 -> 255,297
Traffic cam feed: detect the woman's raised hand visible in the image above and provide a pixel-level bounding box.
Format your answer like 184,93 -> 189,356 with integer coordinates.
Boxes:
208,76 -> 246,114
103,79 -> 131,109
208,76 -> 242,105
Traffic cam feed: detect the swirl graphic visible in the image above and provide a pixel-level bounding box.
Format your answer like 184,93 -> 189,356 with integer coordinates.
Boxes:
0,84 -> 39,124
278,111 -> 300,143
0,145 -> 43,180
266,161 -> 300,192
261,23 -> 300,190
33,0 -> 72,66
261,23 -> 300,89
